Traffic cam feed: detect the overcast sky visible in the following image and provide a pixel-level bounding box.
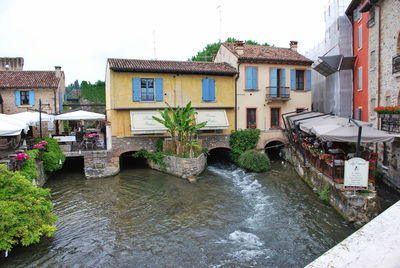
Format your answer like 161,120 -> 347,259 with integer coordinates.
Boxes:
0,0 -> 328,85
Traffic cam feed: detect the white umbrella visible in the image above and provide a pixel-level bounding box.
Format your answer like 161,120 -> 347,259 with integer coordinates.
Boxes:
0,114 -> 29,136
0,121 -> 25,136
55,110 -> 105,121
9,111 -> 54,126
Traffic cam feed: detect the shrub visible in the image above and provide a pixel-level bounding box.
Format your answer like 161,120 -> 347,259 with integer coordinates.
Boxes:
0,165 -> 57,251
230,129 -> 260,163
238,150 -> 270,172
35,137 -> 66,172
155,138 -> 164,153
318,184 -> 330,201
19,149 -> 39,182
133,149 -> 167,171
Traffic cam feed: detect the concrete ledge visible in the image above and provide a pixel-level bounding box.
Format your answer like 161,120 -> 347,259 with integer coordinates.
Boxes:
306,201 -> 400,268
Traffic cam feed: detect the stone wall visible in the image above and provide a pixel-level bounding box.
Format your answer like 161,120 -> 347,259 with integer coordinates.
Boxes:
148,154 -> 207,179
36,161 -> 47,187
284,146 -> 380,227
77,150 -> 119,179
198,134 -> 230,150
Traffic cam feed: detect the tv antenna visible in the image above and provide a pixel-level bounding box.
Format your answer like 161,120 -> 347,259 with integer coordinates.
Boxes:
153,30 -> 157,60
217,4 -> 222,43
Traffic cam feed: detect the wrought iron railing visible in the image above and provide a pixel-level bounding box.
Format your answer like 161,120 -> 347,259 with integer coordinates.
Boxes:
266,87 -> 290,100
393,54 -> 400,74
380,114 -> 400,133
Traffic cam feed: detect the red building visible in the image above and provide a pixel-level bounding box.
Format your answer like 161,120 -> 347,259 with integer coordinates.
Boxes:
346,0 -> 370,122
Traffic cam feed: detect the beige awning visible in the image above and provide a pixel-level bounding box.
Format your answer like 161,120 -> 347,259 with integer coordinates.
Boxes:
195,110 -> 229,130
130,111 -> 168,134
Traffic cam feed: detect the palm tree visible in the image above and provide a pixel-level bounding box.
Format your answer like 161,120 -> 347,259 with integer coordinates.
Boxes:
153,101 -> 206,156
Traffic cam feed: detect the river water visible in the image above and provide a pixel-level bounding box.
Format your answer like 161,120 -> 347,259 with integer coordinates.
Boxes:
1,160 -> 355,267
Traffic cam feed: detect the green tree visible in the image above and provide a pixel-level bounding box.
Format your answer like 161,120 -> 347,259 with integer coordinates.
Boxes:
0,165 -> 57,251
190,37 -> 272,62
80,80 -> 105,104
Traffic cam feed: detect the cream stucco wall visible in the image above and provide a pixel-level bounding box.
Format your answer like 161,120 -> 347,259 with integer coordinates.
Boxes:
235,63 -> 312,131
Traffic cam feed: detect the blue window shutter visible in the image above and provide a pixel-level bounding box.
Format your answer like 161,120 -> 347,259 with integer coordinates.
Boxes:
132,78 -> 140,101
281,69 -> 286,95
270,68 -> 278,98
155,78 -> 163,101
59,91 -> 63,112
15,90 -> 21,106
252,68 -> 257,90
306,70 -> 312,91
202,79 -> 210,101
209,79 -> 215,101
290,69 -> 296,90
29,90 -> 35,105
246,67 -> 252,89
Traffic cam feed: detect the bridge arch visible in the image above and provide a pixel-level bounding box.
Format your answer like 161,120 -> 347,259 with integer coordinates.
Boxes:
264,138 -> 286,159
119,149 -> 146,170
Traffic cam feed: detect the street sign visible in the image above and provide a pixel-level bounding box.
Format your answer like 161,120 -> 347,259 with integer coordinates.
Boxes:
344,157 -> 369,190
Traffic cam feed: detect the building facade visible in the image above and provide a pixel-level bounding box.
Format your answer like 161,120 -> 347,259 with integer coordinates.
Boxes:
0,66 -> 65,136
346,0 -> 370,122
105,58 -> 237,161
358,0 -> 400,189
214,41 -> 312,149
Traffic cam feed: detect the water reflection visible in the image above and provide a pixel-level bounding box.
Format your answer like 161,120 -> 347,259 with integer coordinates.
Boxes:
1,160 -> 355,267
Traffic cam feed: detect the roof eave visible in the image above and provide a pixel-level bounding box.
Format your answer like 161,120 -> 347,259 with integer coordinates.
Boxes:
109,67 -> 237,76
237,58 -> 312,66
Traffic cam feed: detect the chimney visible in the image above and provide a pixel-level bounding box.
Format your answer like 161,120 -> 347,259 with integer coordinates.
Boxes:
55,66 -> 62,78
289,41 -> 298,52
234,41 -> 244,55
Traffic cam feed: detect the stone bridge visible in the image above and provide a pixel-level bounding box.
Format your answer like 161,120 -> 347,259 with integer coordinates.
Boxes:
66,131 -> 287,179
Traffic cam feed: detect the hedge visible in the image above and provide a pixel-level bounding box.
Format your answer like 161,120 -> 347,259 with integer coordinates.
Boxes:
238,150 -> 271,172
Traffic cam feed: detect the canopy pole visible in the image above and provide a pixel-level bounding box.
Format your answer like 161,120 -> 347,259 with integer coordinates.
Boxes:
281,109 -> 308,142
39,99 -> 42,138
349,118 -> 363,157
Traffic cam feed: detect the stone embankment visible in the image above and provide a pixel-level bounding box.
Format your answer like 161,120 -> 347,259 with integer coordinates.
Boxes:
284,146 -> 380,227
148,154 -> 207,179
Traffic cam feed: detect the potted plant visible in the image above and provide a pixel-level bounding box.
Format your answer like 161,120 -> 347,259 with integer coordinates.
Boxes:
14,152 -> 30,170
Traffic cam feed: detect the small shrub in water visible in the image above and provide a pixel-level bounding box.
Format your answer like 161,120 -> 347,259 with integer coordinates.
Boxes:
238,150 -> 270,172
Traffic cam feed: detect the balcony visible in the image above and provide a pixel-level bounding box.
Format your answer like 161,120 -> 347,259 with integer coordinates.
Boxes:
393,54 -> 400,74
266,87 -> 290,102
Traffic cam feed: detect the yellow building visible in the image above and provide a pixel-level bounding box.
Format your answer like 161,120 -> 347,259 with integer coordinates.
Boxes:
214,41 -> 313,149
105,59 -> 237,154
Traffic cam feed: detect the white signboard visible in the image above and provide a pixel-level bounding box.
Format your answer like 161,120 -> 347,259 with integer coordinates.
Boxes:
130,111 -> 168,134
344,157 -> 369,190
53,136 -> 76,142
195,110 -> 229,129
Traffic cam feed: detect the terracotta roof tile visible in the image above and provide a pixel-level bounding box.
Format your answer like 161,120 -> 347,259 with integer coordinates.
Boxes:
108,59 -> 237,76
222,43 -> 312,65
0,71 -> 62,88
